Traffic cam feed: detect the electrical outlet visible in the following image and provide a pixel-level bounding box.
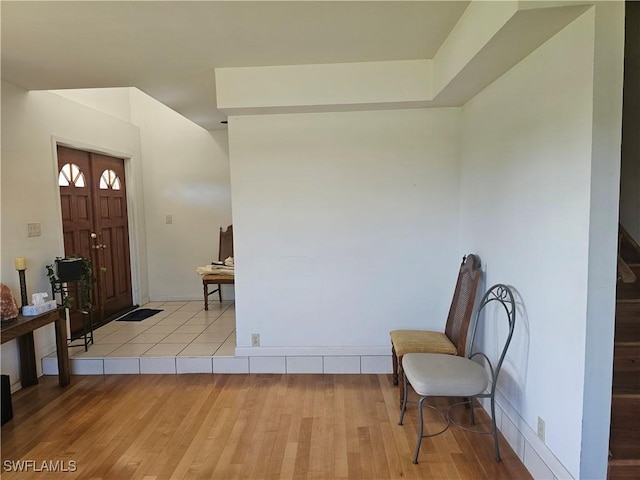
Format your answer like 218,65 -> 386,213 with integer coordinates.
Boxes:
165,214 -> 173,225
537,416 -> 545,442
251,333 -> 260,347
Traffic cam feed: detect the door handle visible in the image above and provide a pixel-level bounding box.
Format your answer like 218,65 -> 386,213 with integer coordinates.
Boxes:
90,232 -> 107,249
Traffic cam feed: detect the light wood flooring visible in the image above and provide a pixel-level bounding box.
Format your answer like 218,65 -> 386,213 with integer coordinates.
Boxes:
1,374 -> 531,480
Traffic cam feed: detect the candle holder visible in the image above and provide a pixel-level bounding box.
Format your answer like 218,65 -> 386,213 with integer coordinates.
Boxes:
14,257 -> 28,309
18,270 -> 28,308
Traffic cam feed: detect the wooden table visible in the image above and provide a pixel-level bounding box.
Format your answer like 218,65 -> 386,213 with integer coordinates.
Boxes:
1,309 -> 70,388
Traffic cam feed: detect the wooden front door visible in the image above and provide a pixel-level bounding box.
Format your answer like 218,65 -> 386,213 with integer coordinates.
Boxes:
57,146 -> 134,334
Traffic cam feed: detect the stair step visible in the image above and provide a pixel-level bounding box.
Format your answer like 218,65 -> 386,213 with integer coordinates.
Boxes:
610,395 -> 640,460
616,302 -> 640,314
617,299 -> 640,305
611,227 -> 640,478
608,462 -> 640,480
614,343 -> 640,365
619,225 -> 640,264
612,342 -> 640,394
617,266 -> 640,301
615,302 -> 640,343
613,372 -> 640,394
620,240 -> 640,265
619,255 -> 638,283
609,458 -> 640,466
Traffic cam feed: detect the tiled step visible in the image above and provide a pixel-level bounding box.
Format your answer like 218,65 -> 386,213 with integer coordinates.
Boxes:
42,353 -> 394,376
43,355 -> 249,375
609,394 -> 640,460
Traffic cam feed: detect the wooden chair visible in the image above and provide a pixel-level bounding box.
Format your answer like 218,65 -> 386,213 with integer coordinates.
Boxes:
398,284 -> 516,464
202,225 -> 234,310
390,254 -> 481,403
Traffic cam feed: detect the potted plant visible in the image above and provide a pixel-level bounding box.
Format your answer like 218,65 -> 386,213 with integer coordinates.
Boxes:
46,255 -> 94,312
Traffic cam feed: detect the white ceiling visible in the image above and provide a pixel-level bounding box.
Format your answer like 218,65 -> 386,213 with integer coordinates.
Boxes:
1,1 -> 470,130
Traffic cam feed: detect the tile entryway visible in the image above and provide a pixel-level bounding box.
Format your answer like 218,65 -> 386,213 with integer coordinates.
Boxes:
43,301 -> 247,375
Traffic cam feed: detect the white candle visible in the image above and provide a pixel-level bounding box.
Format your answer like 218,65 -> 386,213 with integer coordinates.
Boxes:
14,257 -> 26,270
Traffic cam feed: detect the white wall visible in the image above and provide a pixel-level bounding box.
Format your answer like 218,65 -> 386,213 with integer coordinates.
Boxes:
459,6 -> 622,479
1,81 -> 144,389
129,90 -> 233,301
228,108 -> 461,353
50,88 -> 132,124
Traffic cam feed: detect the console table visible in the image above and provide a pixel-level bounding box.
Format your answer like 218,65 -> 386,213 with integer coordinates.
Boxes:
1,309 -> 70,388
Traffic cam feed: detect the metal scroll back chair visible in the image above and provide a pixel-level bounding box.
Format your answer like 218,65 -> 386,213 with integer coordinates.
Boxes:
202,225 -> 234,310
398,283 -> 517,464
389,254 -> 482,402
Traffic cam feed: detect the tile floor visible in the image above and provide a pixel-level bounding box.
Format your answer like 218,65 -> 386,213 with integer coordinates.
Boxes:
69,300 -> 236,359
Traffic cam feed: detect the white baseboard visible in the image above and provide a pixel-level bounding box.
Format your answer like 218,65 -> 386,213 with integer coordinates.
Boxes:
235,345 -> 390,357
485,392 -> 574,480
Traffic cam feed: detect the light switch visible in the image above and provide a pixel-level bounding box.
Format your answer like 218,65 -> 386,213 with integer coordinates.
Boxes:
27,223 -> 41,237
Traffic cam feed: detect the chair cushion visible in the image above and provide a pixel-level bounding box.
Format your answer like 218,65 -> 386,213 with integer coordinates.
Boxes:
390,330 -> 457,357
402,353 -> 489,397
202,274 -> 235,283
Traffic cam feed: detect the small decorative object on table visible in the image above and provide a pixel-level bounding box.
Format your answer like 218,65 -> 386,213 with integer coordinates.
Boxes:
0,283 -> 19,322
22,292 -> 57,316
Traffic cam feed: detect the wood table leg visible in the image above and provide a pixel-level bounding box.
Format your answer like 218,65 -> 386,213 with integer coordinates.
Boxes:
17,332 -> 38,388
54,316 -> 70,387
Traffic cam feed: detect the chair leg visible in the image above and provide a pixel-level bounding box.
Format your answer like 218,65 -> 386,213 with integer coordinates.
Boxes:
218,284 -> 222,302
398,356 -> 405,406
398,372 -> 409,426
470,397 -> 476,425
490,395 -> 502,462
203,282 -> 209,311
413,396 -> 427,464
392,345 -> 399,385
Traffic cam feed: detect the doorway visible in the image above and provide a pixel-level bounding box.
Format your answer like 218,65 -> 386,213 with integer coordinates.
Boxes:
57,145 -> 134,335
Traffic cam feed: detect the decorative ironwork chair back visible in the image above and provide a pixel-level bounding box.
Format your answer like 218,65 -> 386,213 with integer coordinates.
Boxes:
467,283 -> 516,398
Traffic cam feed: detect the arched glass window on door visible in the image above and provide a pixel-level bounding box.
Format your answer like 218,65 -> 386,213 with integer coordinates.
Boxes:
58,163 -> 86,187
99,169 -> 121,190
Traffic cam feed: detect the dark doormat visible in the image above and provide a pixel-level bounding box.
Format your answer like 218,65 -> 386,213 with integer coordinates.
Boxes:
116,308 -> 163,322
